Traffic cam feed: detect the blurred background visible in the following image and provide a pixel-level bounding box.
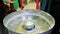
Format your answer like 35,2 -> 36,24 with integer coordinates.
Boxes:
0,0 -> 60,34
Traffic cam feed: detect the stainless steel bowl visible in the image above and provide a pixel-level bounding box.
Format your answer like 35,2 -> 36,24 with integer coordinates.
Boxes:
3,9 -> 55,34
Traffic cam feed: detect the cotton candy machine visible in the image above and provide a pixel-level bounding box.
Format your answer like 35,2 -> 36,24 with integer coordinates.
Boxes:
3,9 -> 55,34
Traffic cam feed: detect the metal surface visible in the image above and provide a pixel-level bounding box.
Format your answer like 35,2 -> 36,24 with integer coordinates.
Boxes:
3,9 -> 55,34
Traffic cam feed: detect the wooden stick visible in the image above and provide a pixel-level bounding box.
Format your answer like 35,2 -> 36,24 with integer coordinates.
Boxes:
36,0 -> 41,10
19,0 -> 23,10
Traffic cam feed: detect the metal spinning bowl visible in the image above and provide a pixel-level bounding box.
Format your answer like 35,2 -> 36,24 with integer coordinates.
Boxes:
3,9 -> 55,34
